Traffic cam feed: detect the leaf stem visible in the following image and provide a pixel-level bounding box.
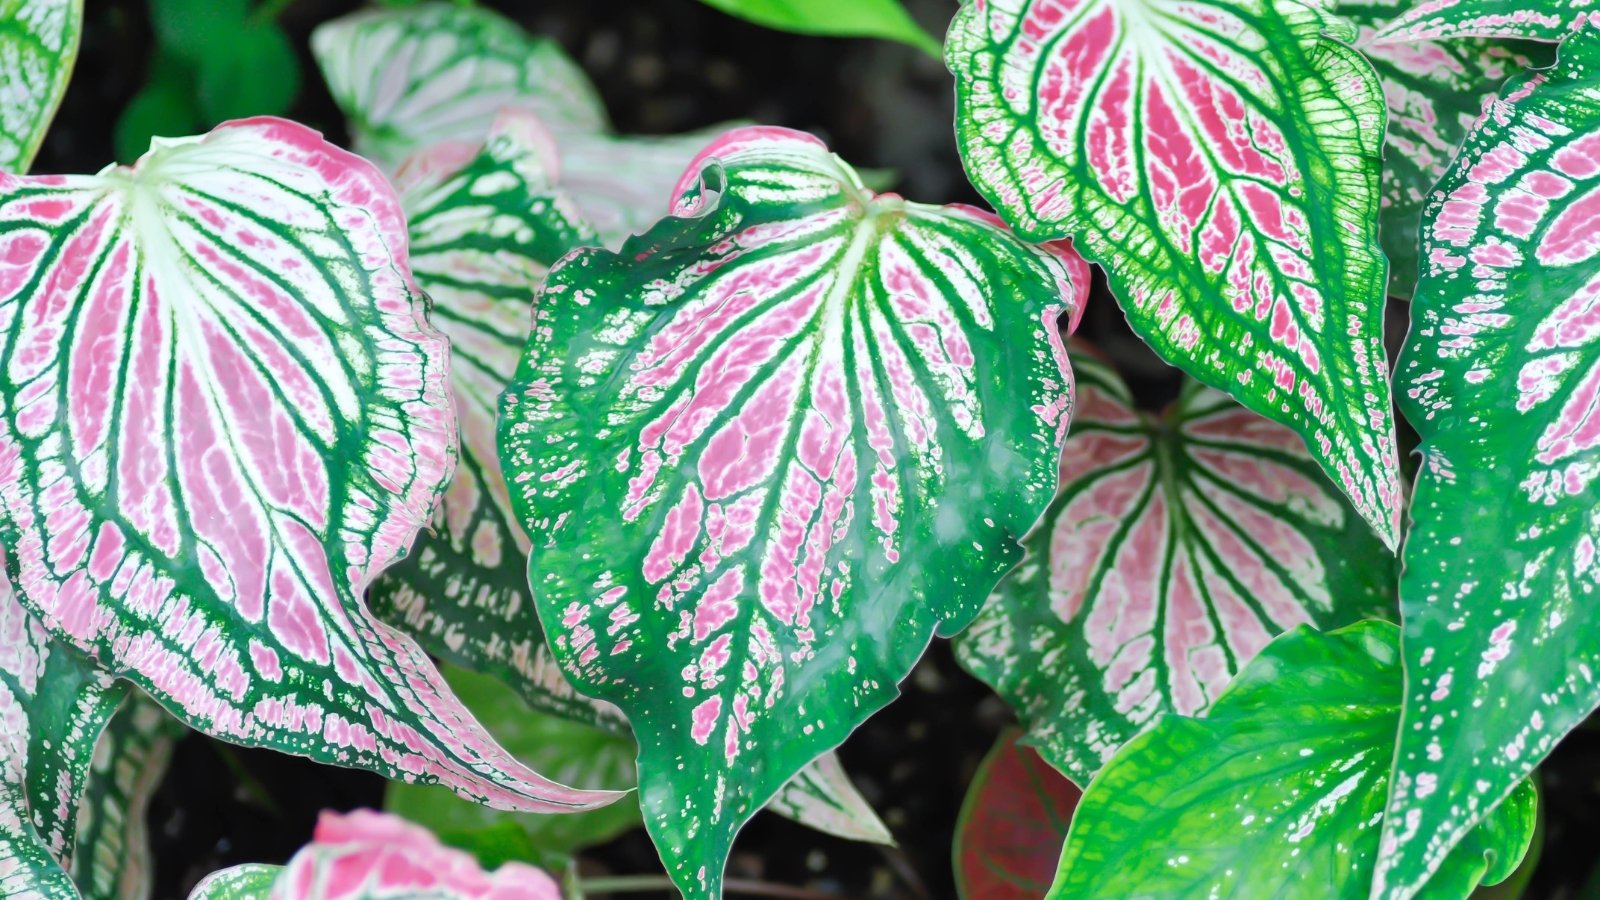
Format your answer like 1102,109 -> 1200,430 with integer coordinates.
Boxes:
576,875 -> 841,899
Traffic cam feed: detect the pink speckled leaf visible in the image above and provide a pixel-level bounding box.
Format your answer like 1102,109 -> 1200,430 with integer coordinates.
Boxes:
188,810 -> 562,900
1371,1 -> 1591,43
0,118 -> 618,817
956,344 -> 1394,787
947,0 -> 1404,549
1,563 -> 126,899
1385,25 -> 1600,898
499,126 -> 1084,896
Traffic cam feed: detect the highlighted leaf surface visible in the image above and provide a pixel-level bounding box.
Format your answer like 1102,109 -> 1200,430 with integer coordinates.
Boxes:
947,0 -> 1403,547
1385,26 -> 1600,899
0,0 -> 81,173
499,126 -> 1083,896
0,118 -> 616,815
957,346 -> 1394,786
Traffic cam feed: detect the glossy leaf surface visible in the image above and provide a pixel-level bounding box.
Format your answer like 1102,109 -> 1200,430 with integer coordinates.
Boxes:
188,810 -> 562,900
1372,1 -> 1590,43
0,565 -> 125,899
1049,622 -> 1536,899
0,118 -> 615,814
70,691 -> 183,900
947,0 -> 1403,547
957,346 -> 1394,785
1343,1 -> 1554,297
499,126 -> 1082,896
954,729 -> 1080,900
696,0 -> 941,55
1385,27 -> 1600,899
310,3 -> 607,170
0,0 -> 80,173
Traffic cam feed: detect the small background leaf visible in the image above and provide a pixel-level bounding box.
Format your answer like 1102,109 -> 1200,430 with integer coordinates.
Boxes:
694,0 -> 941,56
953,729 -> 1080,900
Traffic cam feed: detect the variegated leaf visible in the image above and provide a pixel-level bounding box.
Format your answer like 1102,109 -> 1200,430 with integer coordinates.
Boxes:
1385,25 -> 1600,898
953,729 -> 1080,900
498,126 -> 1083,896
947,0 -> 1404,548
309,2 -> 607,172
1,564 -> 126,899
766,750 -> 893,846
557,126 -> 741,249
0,0 -> 81,174
0,118 -> 616,815
70,691 -> 183,900
1371,1 -> 1591,43
188,811 -> 563,900
1047,622 -> 1537,899
1342,0 -> 1554,297
957,345 -> 1395,786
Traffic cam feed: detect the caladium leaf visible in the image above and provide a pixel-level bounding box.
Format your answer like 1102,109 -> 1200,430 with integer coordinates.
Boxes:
0,0 -> 81,173
70,691 -> 183,900
188,810 -> 563,900
957,345 -> 1395,786
557,126 -> 743,249
1048,621 -> 1536,899
310,2 -> 608,171
953,729 -> 1080,900
1384,27 -> 1600,898
0,118 -> 617,814
695,0 -> 943,55
498,126 -> 1083,896
1371,1 -> 1589,43
946,0 -> 1404,548
1341,1 -> 1554,298
1,565 -> 126,899
766,750 -> 893,846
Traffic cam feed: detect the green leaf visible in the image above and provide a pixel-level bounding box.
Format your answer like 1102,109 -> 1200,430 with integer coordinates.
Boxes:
695,0 -> 941,56
70,691 -> 185,900
194,21 -> 300,123
311,2 -> 608,170
113,55 -> 202,165
1340,1 -> 1554,298
957,343 -> 1395,787
0,566 -> 127,899
0,119 -> 617,815
498,126 -> 1085,897
1048,621 -> 1536,899
1385,25 -> 1600,899
0,0 -> 83,173
953,729 -> 1081,900
947,0 -> 1404,548
1371,1 -> 1587,42
385,665 -> 643,860
149,0 -> 246,63
188,864 -> 281,899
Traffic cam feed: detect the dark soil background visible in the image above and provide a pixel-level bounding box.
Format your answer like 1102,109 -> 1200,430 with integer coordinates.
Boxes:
31,1 -> 1600,898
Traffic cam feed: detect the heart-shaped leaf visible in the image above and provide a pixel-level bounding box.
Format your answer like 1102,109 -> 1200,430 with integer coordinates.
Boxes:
0,0 -> 82,173
498,126 -> 1084,896
70,691 -> 184,900
0,118 -> 617,815
1341,1 -> 1554,297
189,810 -> 563,900
1,565 -> 125,899
310,3 -> 608,171
1371,1 -> 1587,43
954,729 -> 1081,900
1384,25 -> 1600,898
958,345 -> 1394,786
1049,621 -> 1536,899
946,0 -> 1403,548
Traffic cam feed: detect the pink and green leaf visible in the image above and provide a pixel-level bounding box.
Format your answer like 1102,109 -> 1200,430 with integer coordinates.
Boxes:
309,2 -> 608,171
1371,1 -> 1590,43
1385,25 -> 1600,898
953,729 -> 1080,900
1,565 -> 126,899
957,345 -> 1395,786
498,126 -> 1084,896
1048,621 -> 1535,899
0,0 -> 82,174
70,691 -> 184,900
1341,1 -> 1554,297
947,0 -> 1404,548
189,810 -> 563,900
0,118 -> 618,815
